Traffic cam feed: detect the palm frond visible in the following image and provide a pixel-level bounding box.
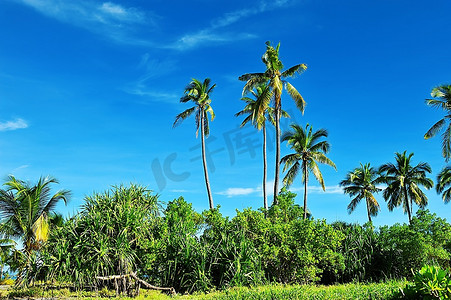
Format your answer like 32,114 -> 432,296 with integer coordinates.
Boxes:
283,161 -> 300,187
281,64 -> 307,78
424,118 -> 446,139
441,124 -> 451,161
173,106 -> 196,128
347,195 -> 363,214
285,82 -> 306,113
309,160 -> 325,190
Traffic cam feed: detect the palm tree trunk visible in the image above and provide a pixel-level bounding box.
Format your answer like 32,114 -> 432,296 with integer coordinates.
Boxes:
201,114 -> 214,210
273,102 -> 281,205
263,123 -> 268,211
366,198 -> 372,223
303,161 -> 308,220
403,187 -> 412,224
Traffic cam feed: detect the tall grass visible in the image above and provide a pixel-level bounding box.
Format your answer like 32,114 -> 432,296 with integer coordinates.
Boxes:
3,281 -> 406,299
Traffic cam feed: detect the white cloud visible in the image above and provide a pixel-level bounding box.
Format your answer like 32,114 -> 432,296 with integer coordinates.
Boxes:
171,189 -> 189,193
217,180 -> 275,198
10,165 -> 30,174
0,118 -> 28,131
291,185 -> 344,194
217,187 -> 259,198
217,182 -> 343,198
169,0 -> 297,50
173,31 -> 256,50
16,0 -> 151,44
15,0 -> 298,49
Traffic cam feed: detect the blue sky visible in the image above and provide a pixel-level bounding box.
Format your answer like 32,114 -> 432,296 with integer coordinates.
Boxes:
0,0 -> 450,226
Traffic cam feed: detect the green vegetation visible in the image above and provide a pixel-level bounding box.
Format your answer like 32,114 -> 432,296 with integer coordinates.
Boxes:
281,123 -> 336,220
340,163 -> 382,223
0,184 -> 448,297
0,175 -> 69,285
239,41 -> 307,204
1,280 -> 406,299
0,41 -> 450,298
235,83 -> 286,211
403,265 -> 451,299
424,84 -> 451,161
379,151 -> 433,224
173,78 -> 216,210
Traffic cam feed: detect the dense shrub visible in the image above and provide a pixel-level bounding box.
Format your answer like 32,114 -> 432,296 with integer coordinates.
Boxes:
41,184 -> 160,292
402,265 -> 451,299
38,185 -> 451,294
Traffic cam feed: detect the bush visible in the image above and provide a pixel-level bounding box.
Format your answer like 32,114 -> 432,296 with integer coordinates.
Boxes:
403,265 -> 451,299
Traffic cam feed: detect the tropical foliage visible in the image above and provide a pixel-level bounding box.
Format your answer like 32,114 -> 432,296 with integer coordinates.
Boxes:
0,41 -> 450,299
239,41 -> 307,203
174,78 -> 216,209
340,163 -> 382,223
40,184 -> 160,294
281,123 -> 336,219
0,175 -> 69,285
424,84 -> 451,161
437,166 -> 451,203
235,83 -> 289,210
378,151 -> 433,224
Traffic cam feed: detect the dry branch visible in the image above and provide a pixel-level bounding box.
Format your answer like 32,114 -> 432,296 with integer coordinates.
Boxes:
95,272 -> 176,295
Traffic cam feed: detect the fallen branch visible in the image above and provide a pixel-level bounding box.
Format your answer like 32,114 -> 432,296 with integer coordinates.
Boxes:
95,272 -> 176,295
96,274 -> 130,280
130,272 -> 175,295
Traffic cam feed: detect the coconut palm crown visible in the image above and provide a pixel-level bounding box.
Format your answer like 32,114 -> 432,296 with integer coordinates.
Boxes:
239,41 -> 307,204
378,151 -> 433,224
281,123 -> 336,219
173,78 -> 216,209
436,166 -> 451,203
0,175 -> 70,255
236,83 -> 289,211
424,84 -> 451,161
340,163 -> 382,223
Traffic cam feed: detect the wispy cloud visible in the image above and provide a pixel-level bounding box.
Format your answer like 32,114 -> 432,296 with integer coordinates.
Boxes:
0,118 -> 28,131
170,189 -> 189,193
10,164 -> 30,174
217,187 -> 259,198
217,182 -> 343,198
16,0 -> 153,44
123,54 -> 179,104
169,0 -> 297,50
291,185 -> 344,194
217,180 -> 274,198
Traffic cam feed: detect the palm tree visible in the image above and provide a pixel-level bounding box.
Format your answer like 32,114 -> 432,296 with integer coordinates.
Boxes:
0,175 -> 69,285
340,163 -> 382,223
281,123 -> 336,219
239,41 -> 307,204
436,166 -> 451,203
379,151 -> 433,224
0,238 -> 15,281
235,83 -> 289,210
0,175 -> 70,256
173,78 -> 216,209
424,84 -> 451,161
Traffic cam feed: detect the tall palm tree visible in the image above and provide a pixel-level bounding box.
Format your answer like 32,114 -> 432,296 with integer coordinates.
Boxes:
436,166 -> 451,203
235,83 -> 289,210
173,78 -> 216,209
340,163 -> 382,223
239,41 -> 307,204
379,151 -> 433,224
281,123 -> 336,219
424,84 -> 451,161
0,175 -> 70,256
